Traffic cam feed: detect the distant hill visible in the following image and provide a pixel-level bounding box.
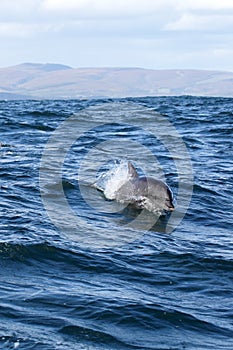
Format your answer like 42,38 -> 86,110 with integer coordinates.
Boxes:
0,63 -> 232,99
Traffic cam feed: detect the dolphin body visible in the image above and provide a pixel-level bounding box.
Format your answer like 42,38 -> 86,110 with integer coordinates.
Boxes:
100,161 -> 174,214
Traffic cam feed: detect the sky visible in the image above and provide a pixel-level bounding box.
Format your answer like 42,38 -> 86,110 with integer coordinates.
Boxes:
0,0 -> 233,71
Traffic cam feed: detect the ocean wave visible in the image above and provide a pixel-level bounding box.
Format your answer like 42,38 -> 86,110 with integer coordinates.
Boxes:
1,96 -> 233,349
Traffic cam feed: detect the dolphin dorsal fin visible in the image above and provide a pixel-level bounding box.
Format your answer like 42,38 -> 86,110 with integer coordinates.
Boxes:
128,161 -> 138,178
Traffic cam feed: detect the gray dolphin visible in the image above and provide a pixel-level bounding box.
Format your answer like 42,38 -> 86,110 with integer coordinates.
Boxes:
105,162 -> 175,213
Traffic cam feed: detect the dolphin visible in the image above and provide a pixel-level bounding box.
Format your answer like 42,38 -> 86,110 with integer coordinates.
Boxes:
97,161 -> 174,214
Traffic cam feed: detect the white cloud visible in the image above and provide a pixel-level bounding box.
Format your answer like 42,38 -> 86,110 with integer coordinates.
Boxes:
40,0 -> 174,19
40,0 -> 233,20
0,0 -> 232,71
0,23 -> 34,38
0,22 -> 62,38
177,0 -> 233,11
165,13 -> 233,32
0,0 -> 41,21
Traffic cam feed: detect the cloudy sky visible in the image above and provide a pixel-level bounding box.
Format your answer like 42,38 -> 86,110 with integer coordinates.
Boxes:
0,0 -> 233,71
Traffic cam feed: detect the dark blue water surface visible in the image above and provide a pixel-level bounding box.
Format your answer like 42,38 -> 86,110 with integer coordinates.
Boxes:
0,97 -> 233,349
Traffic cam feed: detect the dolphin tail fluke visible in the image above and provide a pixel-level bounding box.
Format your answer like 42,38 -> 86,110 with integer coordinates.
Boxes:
128,161 -> 138,178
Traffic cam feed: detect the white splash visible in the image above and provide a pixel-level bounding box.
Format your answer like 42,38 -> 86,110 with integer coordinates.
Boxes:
94,160 -> 131,200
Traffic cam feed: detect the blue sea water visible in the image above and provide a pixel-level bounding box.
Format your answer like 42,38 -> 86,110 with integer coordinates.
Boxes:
0,96 -> 233,349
